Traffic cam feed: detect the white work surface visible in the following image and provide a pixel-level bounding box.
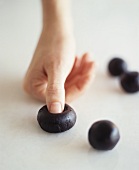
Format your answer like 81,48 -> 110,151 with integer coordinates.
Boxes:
0,0 -> 139,170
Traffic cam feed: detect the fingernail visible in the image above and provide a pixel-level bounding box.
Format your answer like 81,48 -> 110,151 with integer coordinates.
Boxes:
49,102 -> 62,113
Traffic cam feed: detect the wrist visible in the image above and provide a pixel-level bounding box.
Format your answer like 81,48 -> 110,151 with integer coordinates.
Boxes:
42,24 -> 74,40
42,0 -> 73,34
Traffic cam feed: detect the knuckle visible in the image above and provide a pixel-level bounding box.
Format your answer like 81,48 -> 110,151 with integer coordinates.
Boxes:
30,83 -> 38,93
47,84 -> 63,95
23,79 -> 38,95
23,79 -> 31,94
23,72 -> 47,100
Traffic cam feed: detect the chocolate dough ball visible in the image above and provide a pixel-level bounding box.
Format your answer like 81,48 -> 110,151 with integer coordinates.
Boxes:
120,71 -> 139,93
108,58 -> 127,76
88,120 -> 120,150
37,104 -> 76,133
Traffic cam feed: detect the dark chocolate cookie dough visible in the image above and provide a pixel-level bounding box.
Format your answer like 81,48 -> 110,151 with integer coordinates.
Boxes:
37,104 -> 76,133
88,120 -> 120,150
108,57 -> 127,76
120,71 -> 139,93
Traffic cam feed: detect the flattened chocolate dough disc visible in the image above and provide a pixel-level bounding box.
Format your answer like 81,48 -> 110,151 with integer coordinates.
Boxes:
37,104 -> 77,133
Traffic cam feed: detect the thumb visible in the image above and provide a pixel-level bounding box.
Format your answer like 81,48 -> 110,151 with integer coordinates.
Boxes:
46,70 -> 65,113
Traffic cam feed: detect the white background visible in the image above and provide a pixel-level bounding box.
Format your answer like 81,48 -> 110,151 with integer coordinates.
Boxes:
0,0 -> 139,170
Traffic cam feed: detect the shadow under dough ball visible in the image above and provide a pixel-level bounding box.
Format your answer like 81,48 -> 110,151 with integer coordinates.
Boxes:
120,71 -> 139,93
37,104 -> 77,133
88,120 -> 120,150
108,58 -> 127,76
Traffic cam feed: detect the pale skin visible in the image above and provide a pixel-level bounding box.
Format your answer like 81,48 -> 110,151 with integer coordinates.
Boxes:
23,0 -> 95,113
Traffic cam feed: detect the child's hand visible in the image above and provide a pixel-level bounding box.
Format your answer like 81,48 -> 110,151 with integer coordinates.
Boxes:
23,0 -> 95,113
23,30 -> 95,113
